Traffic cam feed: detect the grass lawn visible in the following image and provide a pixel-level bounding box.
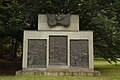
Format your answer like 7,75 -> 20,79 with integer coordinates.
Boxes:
0,58 -> 120,80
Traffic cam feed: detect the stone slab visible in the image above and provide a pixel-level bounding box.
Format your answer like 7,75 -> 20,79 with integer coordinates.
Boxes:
28,39 -> 47,68
70,39 -> 89,68
49,36 -> 68,65
23,30 -> 93,70
38,14 -> 79,31
16,70 -> 100,77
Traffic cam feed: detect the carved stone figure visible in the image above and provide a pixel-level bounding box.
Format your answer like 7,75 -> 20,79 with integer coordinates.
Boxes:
49,36 -> 67,65
28,39 -> 47,68
70,40 -> 89,68
47,13 -> 70,27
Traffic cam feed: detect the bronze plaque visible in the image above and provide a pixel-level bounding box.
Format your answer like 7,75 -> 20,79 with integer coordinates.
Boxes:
28,39 -> 47,68
49,36 -> 68,65
70,39 -> 89,68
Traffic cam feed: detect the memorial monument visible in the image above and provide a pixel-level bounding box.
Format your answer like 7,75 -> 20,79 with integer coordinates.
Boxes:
16,14 -> 100,76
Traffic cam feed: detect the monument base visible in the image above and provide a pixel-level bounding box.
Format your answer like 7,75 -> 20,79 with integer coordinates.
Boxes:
16,69 -> 100,77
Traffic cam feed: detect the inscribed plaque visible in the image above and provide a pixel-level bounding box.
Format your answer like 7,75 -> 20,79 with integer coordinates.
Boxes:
28,39 -> 47,68
49,36 -> 68,65
70,39 -> 89,68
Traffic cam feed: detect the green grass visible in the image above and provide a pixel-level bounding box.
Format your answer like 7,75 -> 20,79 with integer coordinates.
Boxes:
0,58 -> 120,80
95,58 -> 120,77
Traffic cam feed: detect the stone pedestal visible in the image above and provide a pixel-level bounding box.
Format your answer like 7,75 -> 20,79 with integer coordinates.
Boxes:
16,14 -> 100,76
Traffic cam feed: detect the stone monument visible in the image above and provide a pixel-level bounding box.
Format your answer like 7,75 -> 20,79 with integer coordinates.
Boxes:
16,14 -> 100,76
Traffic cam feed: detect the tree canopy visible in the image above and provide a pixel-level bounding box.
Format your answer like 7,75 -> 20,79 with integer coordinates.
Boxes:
0,0 -> 120,63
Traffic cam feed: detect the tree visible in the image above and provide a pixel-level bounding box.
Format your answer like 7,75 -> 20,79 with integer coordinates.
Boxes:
79,0 -> 120,63
0,0 -> 27,60
0,0 -> 120,63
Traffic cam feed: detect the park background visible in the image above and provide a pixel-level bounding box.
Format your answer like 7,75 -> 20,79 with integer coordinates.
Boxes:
0,0 -> 120,80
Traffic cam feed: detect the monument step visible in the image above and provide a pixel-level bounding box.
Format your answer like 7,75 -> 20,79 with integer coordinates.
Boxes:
16,70 -> 100,77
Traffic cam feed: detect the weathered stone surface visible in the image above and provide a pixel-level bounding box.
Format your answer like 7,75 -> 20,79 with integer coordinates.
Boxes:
49,36 -> 68,65
38,14 -> 79,30
47,14 -> 70,27
16,70 -> 100,76
28,39 -> 47,68
20,13 -> 99,76
70,39 -> 89,68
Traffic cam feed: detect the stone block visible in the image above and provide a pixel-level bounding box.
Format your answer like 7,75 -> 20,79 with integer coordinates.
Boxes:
38,14 -> 79,31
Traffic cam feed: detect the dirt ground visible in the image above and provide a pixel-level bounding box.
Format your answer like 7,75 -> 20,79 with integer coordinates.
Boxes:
0,58 -> 22,75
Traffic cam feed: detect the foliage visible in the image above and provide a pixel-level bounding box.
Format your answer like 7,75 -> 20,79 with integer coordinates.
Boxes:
79,0 -> 120,63
0,0 -> 26,37
0,0 -> 26,60
0,0 -> 120,62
